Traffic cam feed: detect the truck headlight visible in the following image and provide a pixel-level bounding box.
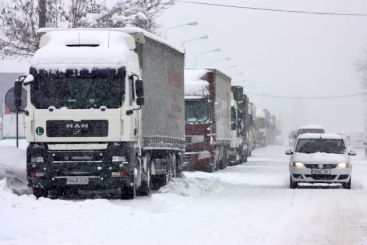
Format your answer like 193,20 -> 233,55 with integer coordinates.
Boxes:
337,162 -> 347,168
293,162 -> 304,168
112,156 -> 127,162
31,156 -> 44,163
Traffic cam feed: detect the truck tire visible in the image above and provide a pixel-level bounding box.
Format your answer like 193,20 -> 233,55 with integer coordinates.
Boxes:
121,186 -> 136,199
139,155 -> 152,196
342,178 -> 351,189
290,175 -> 298,189
33,188 -> 48,199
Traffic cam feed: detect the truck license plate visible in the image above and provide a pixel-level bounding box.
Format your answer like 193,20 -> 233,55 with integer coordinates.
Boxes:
311,170 -> 331,175
66,177 -> 89,185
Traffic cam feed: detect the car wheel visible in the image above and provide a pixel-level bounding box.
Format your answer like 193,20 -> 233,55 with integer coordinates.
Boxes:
342,178 -> 351,189
290,175 -> 298,189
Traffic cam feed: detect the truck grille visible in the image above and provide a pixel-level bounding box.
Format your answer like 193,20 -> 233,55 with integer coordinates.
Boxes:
186,136 -> 192,144
46,120 -> 108,137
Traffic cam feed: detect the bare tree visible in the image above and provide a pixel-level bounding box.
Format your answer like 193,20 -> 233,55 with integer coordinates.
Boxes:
0,0 -> 174,58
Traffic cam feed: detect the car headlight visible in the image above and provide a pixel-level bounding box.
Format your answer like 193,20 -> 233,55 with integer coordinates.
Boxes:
293,161 -> 304,168
337,162 -> 347,168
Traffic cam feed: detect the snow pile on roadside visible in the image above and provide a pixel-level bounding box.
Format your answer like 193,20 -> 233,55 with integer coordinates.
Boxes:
158,174 -> 220,198
0,140 -> 29,194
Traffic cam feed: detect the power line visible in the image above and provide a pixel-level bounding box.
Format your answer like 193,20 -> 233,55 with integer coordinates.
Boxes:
176,1 -> 367,17
245,91 -> 367,100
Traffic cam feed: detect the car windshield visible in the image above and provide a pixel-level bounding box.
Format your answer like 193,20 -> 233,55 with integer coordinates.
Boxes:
295,138 -> 346,154
30,68 -> 125,109
185,99 -> 208,123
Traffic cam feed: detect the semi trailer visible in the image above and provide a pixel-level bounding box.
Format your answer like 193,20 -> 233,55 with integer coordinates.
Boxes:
14,28 -> 185,199
228,86 -> 247,165
184,68 -> 231,172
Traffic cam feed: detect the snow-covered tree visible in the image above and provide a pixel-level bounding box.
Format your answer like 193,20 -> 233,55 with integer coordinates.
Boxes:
0,0 -> 174,58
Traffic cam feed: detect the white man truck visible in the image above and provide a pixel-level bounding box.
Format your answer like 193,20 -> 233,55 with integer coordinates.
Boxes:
15,28 -> 185,199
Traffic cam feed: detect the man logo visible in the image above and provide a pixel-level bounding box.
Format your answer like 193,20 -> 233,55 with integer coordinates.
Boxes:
66,123 -> 89,135
66,123 -> 89,129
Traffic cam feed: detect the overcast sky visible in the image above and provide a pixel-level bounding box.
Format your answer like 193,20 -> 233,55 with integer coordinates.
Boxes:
1,0 -> 366,136
158,0 -> 367,136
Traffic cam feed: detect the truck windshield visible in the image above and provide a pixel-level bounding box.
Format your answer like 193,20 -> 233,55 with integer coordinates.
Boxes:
185,99 -> 208,123
295,138 -> 346,154
256,118 -> 265,128
297,128 -> 325,137
30,69 -> 125,109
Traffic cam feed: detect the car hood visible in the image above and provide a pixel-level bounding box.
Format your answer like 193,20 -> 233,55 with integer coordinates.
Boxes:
293,152 -> 347,164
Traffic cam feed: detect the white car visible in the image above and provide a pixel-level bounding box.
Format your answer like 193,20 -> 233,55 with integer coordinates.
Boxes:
286,133 -> 356,189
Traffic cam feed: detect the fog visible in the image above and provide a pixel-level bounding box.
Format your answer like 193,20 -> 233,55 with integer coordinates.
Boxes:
158,0 -> 367,136
1,0 -> 366,137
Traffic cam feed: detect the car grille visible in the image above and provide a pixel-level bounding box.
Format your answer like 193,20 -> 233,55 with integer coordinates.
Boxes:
305,175 -> 336,180
304,164 -> 337,169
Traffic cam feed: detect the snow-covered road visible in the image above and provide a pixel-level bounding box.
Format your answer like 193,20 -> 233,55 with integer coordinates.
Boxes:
1,141 -> 367,245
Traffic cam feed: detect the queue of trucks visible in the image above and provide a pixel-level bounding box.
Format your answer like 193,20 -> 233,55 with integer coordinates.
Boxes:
10,28 -> 280,199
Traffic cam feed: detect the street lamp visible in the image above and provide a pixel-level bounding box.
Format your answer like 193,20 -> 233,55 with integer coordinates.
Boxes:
164,21 -> 199,38
208,57 -> 231,65
218,65 -> 237,70
231,72 -> 244,77
193,48 -> 221,67
181,35 -> 208,50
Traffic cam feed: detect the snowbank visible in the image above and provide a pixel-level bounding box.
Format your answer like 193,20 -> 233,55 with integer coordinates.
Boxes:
0,140 -> 29,194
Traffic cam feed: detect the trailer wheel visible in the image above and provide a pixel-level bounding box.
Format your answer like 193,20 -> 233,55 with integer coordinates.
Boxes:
33,188 -> 48,199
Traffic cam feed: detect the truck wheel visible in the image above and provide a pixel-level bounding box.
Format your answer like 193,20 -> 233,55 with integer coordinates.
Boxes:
243,152 -> 248,163
121,186 -> 136,199
33,188 -> 48,199
342,178 -> 352,189
290,175 -> 298,189
139,155 -> 152,196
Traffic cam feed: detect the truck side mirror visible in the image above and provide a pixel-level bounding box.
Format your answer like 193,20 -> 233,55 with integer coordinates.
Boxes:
137,97 -> 145,106
135,79 -> 144,98
14,81 -> 23,109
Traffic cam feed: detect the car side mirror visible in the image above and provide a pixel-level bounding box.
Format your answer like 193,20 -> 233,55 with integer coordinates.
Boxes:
285,149 -> 293,155
348,150 -> 357,156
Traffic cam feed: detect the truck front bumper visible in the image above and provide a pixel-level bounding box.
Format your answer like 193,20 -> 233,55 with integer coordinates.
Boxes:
184,151 -> 213,172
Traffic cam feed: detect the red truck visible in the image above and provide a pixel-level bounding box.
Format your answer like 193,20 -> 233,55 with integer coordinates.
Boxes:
184,68 -> 231,172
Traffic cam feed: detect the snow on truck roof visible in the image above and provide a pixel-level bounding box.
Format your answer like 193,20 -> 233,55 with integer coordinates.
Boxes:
297,124 -> 324,130
32,29 -> 135,71
184,69 -> 209,97
256,109 -> 265,118
298,133 -> 343,140
38,27 -> 183,53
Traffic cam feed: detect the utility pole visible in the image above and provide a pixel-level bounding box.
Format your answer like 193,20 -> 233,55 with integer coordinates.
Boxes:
38,0 -> 47,28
